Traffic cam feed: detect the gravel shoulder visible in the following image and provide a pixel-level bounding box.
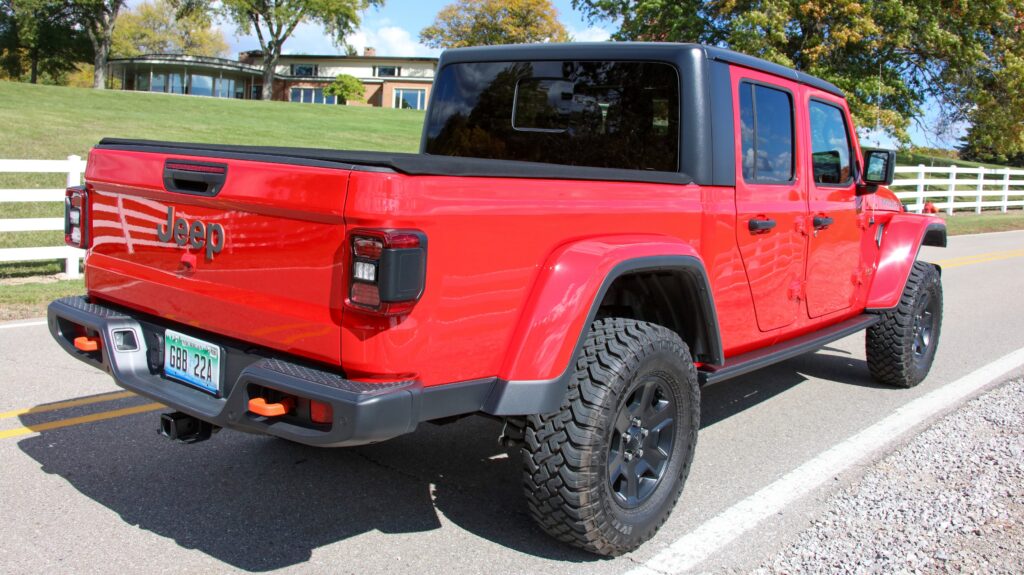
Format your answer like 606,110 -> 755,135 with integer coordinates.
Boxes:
754,378 -> 1024,574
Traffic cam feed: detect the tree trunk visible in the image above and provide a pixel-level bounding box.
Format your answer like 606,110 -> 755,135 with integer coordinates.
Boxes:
93,42 -> 109,89
261,54 -> 277,100
88,1 -> 123,89
29,45 -> 39,84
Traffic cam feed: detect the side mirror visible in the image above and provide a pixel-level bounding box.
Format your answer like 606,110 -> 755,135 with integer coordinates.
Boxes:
862,148 -> 896,186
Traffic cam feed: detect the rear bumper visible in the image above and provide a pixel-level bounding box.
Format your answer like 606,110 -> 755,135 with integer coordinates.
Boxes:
48,296 -> 424,447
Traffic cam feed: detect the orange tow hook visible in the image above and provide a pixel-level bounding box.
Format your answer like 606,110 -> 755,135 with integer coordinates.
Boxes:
248,396 -> 295,417
74,336 -> 101,352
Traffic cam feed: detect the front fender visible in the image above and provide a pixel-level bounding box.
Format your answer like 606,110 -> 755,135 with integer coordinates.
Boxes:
866,214 -> 946,310
483,235 -> 720,415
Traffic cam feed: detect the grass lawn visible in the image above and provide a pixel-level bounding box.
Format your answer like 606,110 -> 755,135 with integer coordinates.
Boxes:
0,79 -> 425,279
0,278 -> 84,321
895,151 -> 1007,170
941,211 -> 1024,236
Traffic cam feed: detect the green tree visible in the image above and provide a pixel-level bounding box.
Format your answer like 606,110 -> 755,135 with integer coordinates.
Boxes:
420,0 -> 570,49
572,0 -> 1024,148
112,0 -> 228,58
323,72 -> 363,103
73,0 -> 128,88
958,14 -> 1024,165
0,0 -> 92,83
219,0 -> 380,100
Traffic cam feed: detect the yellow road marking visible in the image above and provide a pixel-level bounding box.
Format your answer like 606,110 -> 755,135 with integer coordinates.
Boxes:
0,391 -> 136,420
0,403 -> 163,440
935,249 -> 1024,269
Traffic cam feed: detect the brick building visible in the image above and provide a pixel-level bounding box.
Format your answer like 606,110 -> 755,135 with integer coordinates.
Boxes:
107,48 -> 438,110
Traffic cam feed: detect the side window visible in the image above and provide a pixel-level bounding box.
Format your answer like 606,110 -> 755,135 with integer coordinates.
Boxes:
809,100 -> 853,184
739,82 -> 794,184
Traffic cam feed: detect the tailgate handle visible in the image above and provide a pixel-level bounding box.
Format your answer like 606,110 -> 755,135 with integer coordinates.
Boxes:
163,160 -> 227,196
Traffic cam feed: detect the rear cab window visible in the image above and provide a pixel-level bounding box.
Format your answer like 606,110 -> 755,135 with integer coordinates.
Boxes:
424,61 -> 680,172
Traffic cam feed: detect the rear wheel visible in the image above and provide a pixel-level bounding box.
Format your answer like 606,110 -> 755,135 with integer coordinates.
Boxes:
521,318 -> 699,556
866,261 -> 943,388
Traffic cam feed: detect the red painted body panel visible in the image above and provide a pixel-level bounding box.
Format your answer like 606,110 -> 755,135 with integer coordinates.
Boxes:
802,90 -> 866,318
337,172 -> 767,385
77,64 -> 940,390
499,236 -> 704,382
866,212 -> 946,309
84,149 -> 350,365
731,68 -> 808,332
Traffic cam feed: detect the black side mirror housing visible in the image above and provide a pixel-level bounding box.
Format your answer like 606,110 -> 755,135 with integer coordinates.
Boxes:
862,148 -> 896,186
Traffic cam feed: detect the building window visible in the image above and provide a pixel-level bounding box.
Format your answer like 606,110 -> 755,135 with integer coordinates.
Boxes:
135,73 -> 150,91
393,88 -> 425,110
251,84 -> 262,99
289,87 -> 338,105
216,78 -> 235,98
167,73 -> 183,94
190,74 -> 213,97
291,64 -> 318,77
375,66 -> 399,78
151,74 -> 165,93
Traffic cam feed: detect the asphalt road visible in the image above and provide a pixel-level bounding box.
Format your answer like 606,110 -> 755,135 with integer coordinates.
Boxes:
2,230 -> 1023,574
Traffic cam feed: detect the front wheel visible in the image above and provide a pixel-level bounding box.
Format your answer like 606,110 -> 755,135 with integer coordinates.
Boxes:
521,318 -> 699,556
866,261 -> 943,388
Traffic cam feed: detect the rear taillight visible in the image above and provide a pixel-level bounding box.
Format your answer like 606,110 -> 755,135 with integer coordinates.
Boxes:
64,185 -> 90,248
346,229 -> 426,316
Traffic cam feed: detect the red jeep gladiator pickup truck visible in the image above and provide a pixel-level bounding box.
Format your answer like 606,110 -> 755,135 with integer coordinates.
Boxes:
49,43 -> 946,555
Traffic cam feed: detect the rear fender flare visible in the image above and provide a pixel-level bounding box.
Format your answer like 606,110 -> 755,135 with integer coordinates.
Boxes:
867,214 -> 946,310
484,235 -> 722,415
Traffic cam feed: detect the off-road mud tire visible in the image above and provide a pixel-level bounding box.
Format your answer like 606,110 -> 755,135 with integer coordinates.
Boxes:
866,261 -> 943,388
521,318 -> 700,556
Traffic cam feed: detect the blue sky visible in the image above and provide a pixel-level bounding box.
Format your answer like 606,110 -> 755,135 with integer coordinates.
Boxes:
220,0 -> 613,58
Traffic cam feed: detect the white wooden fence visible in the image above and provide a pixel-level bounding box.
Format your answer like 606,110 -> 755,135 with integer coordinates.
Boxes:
1,159 -> 1022,280
0,155 -> 86,279
890,164 -> 1024,214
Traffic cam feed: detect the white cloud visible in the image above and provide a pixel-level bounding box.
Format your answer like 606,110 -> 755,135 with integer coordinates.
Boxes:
569,26 -> 612,42
346,25 -> 440,57
224,19 -> 438,58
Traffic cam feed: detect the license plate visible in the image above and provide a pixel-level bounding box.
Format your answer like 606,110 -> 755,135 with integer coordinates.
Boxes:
164,329 -> 221,395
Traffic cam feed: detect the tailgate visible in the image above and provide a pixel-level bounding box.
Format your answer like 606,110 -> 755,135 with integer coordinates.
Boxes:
83,147 -> 351,365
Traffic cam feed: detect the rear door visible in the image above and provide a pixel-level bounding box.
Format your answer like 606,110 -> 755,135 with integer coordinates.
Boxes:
803,95 -> 863,317
732,69 -> 808,332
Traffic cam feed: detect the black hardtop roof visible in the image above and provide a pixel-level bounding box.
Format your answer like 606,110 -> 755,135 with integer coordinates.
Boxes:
438,42 -> 845,99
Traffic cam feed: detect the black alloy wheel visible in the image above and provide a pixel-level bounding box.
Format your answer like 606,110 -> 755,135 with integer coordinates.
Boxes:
607,375 -> 676,508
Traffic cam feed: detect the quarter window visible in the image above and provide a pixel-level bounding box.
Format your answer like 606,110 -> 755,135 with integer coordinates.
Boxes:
809,100 -> 853,184
739,82 -> 794,183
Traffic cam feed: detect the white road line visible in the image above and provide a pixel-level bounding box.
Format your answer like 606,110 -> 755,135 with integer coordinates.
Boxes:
626,346 -> 1024,575
0,320 -> 46,330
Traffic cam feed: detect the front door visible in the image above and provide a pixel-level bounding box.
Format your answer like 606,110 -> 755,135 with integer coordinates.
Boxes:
732,72 -> 808,332
804,97 -> 863,317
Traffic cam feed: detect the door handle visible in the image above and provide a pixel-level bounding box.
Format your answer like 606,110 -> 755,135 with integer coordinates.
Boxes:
163,160 -> 228,196
748,217 -> 777,233
812,215 -> 834,230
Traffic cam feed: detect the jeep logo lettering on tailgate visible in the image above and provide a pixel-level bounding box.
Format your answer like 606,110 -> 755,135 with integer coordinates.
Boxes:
156,207 -> 225,260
